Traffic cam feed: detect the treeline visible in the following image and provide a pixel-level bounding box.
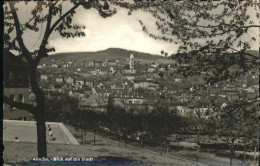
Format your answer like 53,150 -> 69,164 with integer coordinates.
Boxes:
45,95 -> 187,151
45,94 -> 259,163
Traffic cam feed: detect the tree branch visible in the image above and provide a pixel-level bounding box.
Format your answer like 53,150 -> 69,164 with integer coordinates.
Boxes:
34,2 -> 80,66
230,52 -> 259,59
195,24 -> 260,29
50,3 -> 80,34
3,95 -> 36,115
8,1 -> 34,66
241,25 -> 260,28
37,3 -> 53,65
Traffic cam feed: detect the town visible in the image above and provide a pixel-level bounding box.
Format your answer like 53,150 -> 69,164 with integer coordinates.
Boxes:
33,50 -> 258,119
3,48 -> 259,165
3,0 -> 260,165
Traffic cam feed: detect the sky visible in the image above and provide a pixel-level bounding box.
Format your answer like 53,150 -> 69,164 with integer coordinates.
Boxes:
48,7 -> 179,55
8,1 -> 178,55
5,1 -> 259,56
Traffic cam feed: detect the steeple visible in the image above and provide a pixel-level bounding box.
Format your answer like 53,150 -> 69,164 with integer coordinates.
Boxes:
130,54 -> 134,59
129,54 -> 134,70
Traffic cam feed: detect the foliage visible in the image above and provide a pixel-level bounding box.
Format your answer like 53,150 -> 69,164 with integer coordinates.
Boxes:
45,95 -> 79,126
3,0 -> 120,157
214,98 -> 259,165
112,0 -> 259,84
146,105 -> 181,148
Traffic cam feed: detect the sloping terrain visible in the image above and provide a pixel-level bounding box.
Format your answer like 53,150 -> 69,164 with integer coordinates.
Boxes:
40,48 -> 171,64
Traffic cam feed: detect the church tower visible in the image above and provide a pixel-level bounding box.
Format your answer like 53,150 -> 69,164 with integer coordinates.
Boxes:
129,54 -> 134,70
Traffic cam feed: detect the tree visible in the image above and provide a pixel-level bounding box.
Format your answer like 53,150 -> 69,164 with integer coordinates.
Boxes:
45,98 -> 62,122
111,1 -> 259,163
45,95 -> 79,122
3,0 -> 117,157
108,106 -> 129,147
146,105 -> 181,154
112,0 -> 259,84
214,98 -> 259,166
84,110 -> 102,146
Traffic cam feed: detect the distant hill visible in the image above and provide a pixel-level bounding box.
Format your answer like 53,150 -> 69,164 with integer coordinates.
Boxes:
41,48 -> 170,64
40,48 -> 258,65
245,50 -> 259,58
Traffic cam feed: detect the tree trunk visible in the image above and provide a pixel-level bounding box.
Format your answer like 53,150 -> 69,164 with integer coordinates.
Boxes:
253,146 -> 257,165
84,129 -> 87,144
35,109 -> 47,158
141,139 -> 143,148
93,130 -> 96,146
81,128 -> 84,144
118,134 -> 121,147
230,143 -> 234,166
197,132 -> 200,162
125,135 -> 127,148
30,68 -> 47,157
243,138 -> 247,163
166,144 -> 169,154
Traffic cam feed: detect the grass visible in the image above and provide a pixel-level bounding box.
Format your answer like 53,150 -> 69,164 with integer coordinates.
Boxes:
3,141 -> 197,165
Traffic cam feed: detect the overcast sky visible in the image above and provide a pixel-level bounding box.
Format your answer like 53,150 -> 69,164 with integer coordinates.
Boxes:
6,1 -> 259,55
49,7 -> 179,55
10,1 -> 178,55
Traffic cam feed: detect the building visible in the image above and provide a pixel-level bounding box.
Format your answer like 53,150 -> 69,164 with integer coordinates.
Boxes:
78,94 -> 107,112
122,54 -> 137,74
3,50 -> 32,120
111,90 -> 159,111
64,76 -> 75,84
40,74 -> 48,81
134,80 -> 159,90
51,64 -> 58,68
129,54 -> 134,70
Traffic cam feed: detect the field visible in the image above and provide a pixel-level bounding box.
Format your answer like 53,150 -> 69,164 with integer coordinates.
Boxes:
3,121 -> 258,166
3,120 -> 199,165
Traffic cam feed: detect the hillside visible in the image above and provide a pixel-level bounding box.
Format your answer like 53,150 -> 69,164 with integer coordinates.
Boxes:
245,50 -> 259,58
40,48 -> 258,65
41,48 -> 169,64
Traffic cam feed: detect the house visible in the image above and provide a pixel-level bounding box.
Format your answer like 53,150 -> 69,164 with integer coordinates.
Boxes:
64,76 -> 75,84
84,61 -> 94,67
53,84 -> 63,93
75,79 -> 85,86
174,106 -> 191,117
84,78 -> 95,87
69,89 -> 85,99
85,60 -> 103,68
174,106 -> 211,118
3,50 -> 32,120
56,77 -> 64,83
151,63 -> 159,68
37,65 -> 43,69
148,67 -> 156,73
51,64 -> 58,68
103,59 -> 118,67
40,74 -> 48,81
82,86 -> 93,96
62,63 -> 69,68
158,67 -> 166,72
109,79 -> 124,90
110,90 -> 159,111
78,94 -> 107,112
134,80 -> 159,90
223,87 -> 240,101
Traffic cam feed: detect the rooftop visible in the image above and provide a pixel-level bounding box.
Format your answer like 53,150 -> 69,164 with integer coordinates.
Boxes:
3,49 -> 28,67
